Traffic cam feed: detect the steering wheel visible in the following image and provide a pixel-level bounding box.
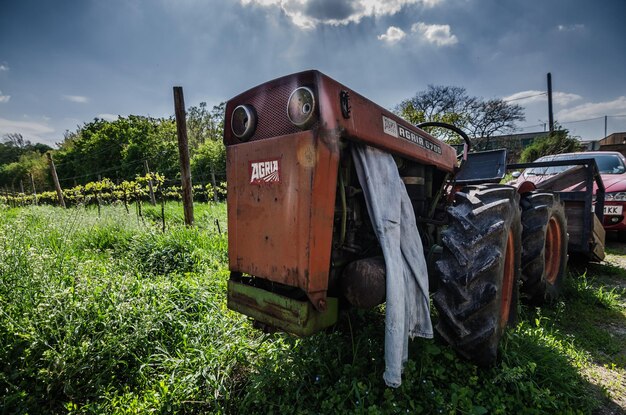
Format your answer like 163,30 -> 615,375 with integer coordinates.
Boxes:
416,121 -> 472,160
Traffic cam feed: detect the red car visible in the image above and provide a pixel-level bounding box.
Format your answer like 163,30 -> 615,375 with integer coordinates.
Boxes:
513,151 -> 626,237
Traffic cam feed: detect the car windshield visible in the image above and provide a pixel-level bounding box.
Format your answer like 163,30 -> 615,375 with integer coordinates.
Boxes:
525,153 -> 626,176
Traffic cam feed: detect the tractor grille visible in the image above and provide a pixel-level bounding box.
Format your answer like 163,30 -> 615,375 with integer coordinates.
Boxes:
246,83 -> 302,141
224,76 -> 319,145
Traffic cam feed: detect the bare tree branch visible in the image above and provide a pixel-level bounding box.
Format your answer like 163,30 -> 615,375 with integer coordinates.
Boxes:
396,86 -> 525,148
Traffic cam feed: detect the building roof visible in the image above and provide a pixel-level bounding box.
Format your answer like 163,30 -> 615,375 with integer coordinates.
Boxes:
488,131 -> 547,141
599,132 -> 626,146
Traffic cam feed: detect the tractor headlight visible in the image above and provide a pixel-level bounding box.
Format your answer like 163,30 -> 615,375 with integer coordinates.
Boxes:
287,86 -> 317,129
605,192 -> 626,201
231,104 -> 257,141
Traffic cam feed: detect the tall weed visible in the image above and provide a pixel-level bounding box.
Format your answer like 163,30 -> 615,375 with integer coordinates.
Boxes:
0,204 -> 611,414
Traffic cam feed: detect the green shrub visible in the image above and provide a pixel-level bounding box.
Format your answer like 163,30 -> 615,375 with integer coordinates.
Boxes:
130,226 -> 226,276
519,128 -> 583,163
77,224 -> 135,252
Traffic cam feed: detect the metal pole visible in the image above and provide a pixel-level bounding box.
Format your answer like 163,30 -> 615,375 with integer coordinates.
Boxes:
604,115 -> 608,138
173,86 -> 194,227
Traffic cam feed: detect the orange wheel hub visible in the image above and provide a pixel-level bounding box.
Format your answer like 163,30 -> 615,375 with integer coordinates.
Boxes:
500,230 -> 515,330
544,216 -> 562,285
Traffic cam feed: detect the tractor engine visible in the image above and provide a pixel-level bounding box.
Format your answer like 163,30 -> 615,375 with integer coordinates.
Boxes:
223,70 -> 457,335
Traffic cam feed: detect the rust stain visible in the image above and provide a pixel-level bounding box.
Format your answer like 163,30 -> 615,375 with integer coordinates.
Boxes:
225,70 -> 457,312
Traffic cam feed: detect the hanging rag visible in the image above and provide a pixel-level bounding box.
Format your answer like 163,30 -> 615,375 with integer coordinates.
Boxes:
351,142 -> 433,388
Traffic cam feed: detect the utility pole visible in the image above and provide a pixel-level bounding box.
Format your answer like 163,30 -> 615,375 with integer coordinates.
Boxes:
173,86 -> 194,227
144,160 -> 156,206
47,153 -> 66,208
547,73 -> 554,133
604,115 -> 608,139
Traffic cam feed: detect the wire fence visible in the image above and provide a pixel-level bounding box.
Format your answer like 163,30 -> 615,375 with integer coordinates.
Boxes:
1,173 -> 227,209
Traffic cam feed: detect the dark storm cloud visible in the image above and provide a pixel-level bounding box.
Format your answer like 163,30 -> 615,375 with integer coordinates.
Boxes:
1,0 -> 625,143
304,0 -> 357,21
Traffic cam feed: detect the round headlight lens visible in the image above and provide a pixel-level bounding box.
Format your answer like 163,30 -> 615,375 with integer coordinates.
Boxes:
287,86 -> 317,129
231,104 -> 257,141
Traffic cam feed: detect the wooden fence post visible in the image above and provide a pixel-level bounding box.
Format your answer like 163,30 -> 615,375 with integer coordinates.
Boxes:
144,160 -> 157,206
19,180 -> 25,206
30,173 -> 38,206
96,174 -> 102,217
210,166 -> 218,202
173,86 -> 194,227
47,153 -> 66,208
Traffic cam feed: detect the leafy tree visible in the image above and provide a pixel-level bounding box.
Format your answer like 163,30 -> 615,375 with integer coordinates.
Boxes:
54,116 -> 179,186
1,103 -> 226,192
0,161 -> 28,189
188,102 -> 226,196
396,85 -> 525,149
118,116 -> 179,179
0,151 -> 49,192
0,140 -> 23,165
519,128 -> 583,162
4,132 -> 27,148
191,139 -> 226,187
187,102 -> 224,150
0,134 -> 52,190
0,133 -> 52,165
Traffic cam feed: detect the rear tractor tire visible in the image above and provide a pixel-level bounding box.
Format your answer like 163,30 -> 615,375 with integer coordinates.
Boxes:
520,192 -> 568,304
434,185 -> 521,366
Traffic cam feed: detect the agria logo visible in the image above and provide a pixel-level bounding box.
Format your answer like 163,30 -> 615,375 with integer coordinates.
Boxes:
249,159 -> 281,184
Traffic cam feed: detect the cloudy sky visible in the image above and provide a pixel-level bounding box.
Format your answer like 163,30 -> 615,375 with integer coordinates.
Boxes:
1,0 -> 625,146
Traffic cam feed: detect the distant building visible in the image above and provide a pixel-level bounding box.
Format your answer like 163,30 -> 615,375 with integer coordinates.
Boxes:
466,131 -> 548,162
454,131 -> 626,161
580,140 -> 600,151
598,132 -> 626,157
485,131 -> 546,149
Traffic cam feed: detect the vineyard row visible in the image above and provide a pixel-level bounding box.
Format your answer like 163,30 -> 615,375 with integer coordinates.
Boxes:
1,173 -> 227,208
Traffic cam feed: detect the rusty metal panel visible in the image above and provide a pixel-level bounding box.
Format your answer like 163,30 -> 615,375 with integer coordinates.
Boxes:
226,130 -> 339,307
315,73 -> 458,173
224,70 -> 458,175
227,280 -> 338,336
224,69 -> 457,312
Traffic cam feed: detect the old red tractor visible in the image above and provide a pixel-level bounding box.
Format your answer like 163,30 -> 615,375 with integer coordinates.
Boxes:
222,70 -> 602,383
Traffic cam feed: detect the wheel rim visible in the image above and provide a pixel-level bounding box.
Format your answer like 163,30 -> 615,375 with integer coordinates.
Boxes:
544,216 -> 562,285
500,230 -> 515,330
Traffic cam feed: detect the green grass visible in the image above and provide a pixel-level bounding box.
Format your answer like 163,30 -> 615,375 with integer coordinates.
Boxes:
0,203 -> 623,414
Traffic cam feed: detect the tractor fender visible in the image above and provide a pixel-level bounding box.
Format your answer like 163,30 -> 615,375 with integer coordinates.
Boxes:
515,180 -> 536,195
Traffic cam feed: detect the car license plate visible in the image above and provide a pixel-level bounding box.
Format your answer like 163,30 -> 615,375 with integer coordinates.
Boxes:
604,205 -> 623,215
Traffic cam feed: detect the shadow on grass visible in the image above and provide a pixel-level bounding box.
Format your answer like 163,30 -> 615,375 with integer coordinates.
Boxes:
230,307 -> 602,414
559,261 -> 626,370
